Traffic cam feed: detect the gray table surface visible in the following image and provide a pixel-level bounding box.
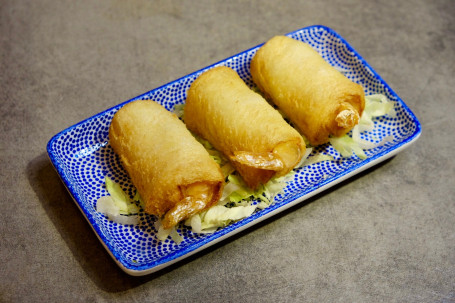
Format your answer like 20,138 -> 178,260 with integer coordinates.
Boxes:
1,0 -> 454,302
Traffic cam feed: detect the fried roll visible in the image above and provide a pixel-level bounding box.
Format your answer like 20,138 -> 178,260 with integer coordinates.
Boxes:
109,100 -> 224,229
184,66 -> 305,189
250,35 -> 365,146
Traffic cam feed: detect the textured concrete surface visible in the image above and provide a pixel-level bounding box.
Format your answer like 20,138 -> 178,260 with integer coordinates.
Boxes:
1,0 -> 454,302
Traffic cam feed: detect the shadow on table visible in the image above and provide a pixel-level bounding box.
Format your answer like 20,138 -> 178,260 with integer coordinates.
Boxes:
27,152 -> 393,293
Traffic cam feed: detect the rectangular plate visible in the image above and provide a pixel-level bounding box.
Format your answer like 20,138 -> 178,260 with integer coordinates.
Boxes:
47,25 -> 421,276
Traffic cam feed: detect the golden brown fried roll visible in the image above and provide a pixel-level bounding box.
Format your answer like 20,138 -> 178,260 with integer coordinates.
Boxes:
250,35 -> 365,146
109,100 -> 224,229
184,66 -> 305,189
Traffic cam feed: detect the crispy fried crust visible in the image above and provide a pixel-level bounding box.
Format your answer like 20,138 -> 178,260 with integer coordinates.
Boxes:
184,66 -> 305,189
250,35 -> 365,146
109,100 -> 224,228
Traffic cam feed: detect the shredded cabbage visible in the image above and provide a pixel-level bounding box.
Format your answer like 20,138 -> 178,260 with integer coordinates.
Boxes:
201,205 -> 257,229
303,153 -> 334,166
183,169 -> 295,233
330,135 -> 367,159
104,177 -> 130,213
96,177 -> 141,225
295,147 -> 313,168
155,219 -> 172,241
330,94 -> 395,159
173,103 -> 185,119
96,196 -> 120,217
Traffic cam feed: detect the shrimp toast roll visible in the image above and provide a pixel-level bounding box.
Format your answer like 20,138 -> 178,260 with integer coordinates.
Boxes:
250,35 -> 365,146
184,66 -> 305,189
109,100 -> 224,229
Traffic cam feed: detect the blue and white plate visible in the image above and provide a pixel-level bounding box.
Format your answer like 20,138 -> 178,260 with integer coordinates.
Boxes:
47,25 -> 421,276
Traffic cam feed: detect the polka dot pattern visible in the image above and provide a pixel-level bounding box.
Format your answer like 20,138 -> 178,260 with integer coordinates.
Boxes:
47,25 -> 421,274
